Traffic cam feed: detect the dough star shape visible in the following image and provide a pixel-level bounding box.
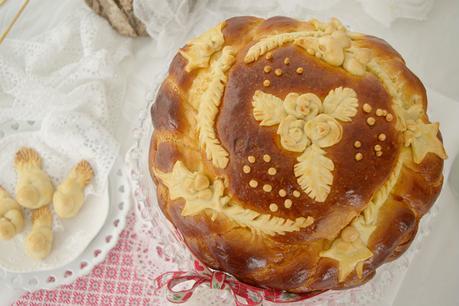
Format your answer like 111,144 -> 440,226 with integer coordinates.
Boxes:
320,238 -> 373,282
405,121 -> 447,163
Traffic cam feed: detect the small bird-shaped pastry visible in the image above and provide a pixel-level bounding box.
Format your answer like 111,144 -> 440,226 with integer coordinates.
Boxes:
53,160 -> 94,219
25,205 -> 53,260
0,186 -> 24,240
14,147 -> 54,209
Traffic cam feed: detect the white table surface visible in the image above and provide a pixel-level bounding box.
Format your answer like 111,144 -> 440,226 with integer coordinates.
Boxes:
1,0 -> 458,305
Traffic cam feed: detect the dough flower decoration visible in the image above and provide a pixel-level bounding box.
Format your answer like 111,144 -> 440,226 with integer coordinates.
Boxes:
252,87 -> 358,202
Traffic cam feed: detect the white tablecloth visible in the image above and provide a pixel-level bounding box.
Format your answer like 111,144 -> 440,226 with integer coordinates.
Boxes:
1,0 -> 459,305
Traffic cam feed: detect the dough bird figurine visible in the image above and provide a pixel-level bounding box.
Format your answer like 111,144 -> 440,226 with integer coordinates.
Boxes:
14,147 -> 54,209
53,160 -> 94,219
0,186 -> 24,240
25,205 -> 53,260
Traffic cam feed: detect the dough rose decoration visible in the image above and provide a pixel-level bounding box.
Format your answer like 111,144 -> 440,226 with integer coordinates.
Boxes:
252,86 -> 358,202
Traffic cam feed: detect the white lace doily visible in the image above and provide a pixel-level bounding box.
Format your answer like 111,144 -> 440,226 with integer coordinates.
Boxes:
0,154 -> 131,291
127,84 -> 440,305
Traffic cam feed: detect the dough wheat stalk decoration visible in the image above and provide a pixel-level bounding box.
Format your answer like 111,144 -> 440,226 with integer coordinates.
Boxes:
155,162 -> 314,236
197,47 -> 236,169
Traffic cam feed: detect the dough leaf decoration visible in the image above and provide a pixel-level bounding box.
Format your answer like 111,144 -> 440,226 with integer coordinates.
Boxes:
294,144 -> 334,203
323,87 -> 359,122
252,90 -> 286,126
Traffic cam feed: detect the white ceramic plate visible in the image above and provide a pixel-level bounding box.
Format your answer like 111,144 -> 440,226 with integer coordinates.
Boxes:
0,119 -> 130,290
0,156 -> 131,291
0,188 -> 109,273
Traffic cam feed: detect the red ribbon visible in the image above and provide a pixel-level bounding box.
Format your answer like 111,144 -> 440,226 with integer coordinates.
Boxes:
154,260 -> 324,305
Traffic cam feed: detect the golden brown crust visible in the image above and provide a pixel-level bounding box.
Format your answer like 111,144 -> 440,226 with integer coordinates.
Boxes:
149,16 -> 445,292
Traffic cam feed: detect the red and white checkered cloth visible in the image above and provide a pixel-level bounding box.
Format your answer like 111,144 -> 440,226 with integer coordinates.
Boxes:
14,213 -> 154,306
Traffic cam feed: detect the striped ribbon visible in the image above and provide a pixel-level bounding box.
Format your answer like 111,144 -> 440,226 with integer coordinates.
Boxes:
154,260 -> 325,305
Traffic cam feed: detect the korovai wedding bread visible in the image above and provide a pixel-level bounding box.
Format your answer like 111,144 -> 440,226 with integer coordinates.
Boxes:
149,16 -> 447,292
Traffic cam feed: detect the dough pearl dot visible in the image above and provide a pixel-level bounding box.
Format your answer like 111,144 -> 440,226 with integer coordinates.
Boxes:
269,203 -> 278,212
362,103 -> 372,113
263,154 -> 271,162
366,117 -> 376,126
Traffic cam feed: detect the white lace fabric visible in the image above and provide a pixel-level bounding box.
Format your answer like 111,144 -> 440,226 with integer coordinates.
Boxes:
0,8 -> 131,272
0,8 -> 130,195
